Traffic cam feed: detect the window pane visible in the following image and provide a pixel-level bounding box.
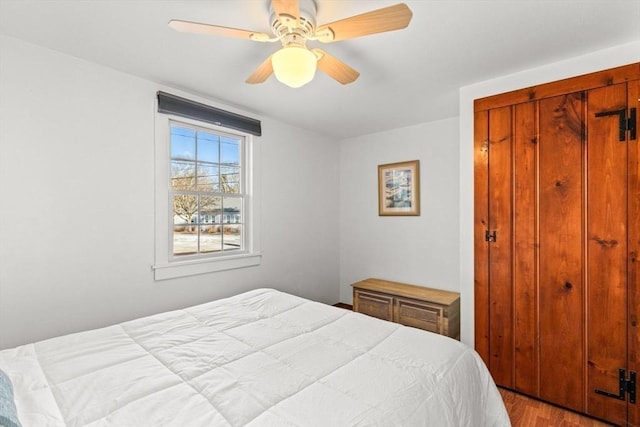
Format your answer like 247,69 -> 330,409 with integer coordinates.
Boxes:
220,166 -> 240,193
173,225 -> 197,256
197,132 -> 219,163
221,136 -> 240,165
171,126 -> 196,160
197,164 -> 218,192
171,160 -> 196,191
200,195 -> 221,223
223,224 -> 242,250
222,197 -> 242,223
200,225 -> 222,253
173,194 -> 198,226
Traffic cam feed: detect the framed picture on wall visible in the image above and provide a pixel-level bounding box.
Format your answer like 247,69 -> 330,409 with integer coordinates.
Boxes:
378,160 -> 420,216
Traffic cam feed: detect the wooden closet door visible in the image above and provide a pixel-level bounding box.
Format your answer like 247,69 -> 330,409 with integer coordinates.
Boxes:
475,64 -> 640,426
586,83 -> 629,425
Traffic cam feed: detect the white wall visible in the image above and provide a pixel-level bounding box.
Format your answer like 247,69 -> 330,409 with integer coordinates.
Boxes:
3,34 -> 637,351
459,41 -> 640,346
338,118 -> 460,303
0,35 -> 340,349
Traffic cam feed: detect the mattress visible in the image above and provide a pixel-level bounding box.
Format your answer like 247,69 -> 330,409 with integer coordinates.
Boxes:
0,288 -> 510,426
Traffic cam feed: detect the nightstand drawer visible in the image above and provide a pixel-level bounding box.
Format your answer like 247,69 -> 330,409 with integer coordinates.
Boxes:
396,298 -> 443,333
354,290 -> 394,322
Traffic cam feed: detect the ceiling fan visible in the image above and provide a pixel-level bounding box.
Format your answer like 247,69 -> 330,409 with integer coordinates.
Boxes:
168,0 -> 413,88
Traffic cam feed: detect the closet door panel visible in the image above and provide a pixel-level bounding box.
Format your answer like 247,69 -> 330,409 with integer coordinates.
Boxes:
628,80 -> 640,427
474,110 -> 490,365
488,105 -> 514,387
513,101 -> 539,396
586,83 -> 629,424
475,65 -> 640,426
538,94 -> 585,412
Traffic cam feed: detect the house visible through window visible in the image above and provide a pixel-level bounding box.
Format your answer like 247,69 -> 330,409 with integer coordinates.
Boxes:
170,122 -> 244,257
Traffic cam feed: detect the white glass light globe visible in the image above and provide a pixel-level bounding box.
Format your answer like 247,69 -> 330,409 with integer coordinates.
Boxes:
272,46 -> 317,88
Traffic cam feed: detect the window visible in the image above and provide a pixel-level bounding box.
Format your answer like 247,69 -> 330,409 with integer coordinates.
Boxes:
170,123 -> 244,257
153,92 -> 261,280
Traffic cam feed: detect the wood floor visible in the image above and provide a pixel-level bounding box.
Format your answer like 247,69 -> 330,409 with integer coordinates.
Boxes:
333,302 -> 353,310
499,388 -> 614,426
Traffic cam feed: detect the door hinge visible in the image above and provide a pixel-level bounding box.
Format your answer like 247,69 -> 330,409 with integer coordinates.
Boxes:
485,230 -> 497,243
594,108 -> 636,141
595,368 -> 636,403
629,108 -> 637,141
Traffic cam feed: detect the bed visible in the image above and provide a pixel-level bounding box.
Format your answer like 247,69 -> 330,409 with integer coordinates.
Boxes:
0,288 -> 510,426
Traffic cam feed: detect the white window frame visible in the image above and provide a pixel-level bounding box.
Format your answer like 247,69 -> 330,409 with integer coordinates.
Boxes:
153,101 -> 261,280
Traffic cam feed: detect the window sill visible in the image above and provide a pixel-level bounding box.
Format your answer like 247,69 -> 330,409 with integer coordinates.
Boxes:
153,252 -> 262,280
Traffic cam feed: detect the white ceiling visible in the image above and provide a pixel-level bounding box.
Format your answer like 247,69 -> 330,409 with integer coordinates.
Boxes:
1,0 -> 639,139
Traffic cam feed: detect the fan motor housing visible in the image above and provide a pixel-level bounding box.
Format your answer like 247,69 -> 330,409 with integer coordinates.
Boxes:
270,0 -> 317,47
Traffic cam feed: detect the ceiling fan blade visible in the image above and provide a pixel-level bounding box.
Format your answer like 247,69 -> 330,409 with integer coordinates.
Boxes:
272,0 -> 300,24
313,49 -> 359,85
168,19 -> 270,41
315,3 -> 413,43
246,56 -> 274,84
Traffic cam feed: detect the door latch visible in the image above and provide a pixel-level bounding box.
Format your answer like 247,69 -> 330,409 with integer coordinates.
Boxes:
485,230 -> 497,243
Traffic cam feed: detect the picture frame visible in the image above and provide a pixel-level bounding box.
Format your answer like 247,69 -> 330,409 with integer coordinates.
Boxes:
378,160 -> 420,216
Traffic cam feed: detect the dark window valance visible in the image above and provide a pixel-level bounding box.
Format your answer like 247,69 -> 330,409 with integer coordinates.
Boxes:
157,91 -> 261,136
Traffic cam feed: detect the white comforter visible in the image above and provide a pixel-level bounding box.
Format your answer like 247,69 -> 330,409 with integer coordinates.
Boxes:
0,289 -> 510,426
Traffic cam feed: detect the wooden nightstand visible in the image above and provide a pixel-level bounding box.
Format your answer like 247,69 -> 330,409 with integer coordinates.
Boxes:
351,278 -> 460,340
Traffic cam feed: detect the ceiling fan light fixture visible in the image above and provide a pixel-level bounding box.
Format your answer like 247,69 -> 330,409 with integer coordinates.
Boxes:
169,1 -> 413,87
271,46 -> 317,88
